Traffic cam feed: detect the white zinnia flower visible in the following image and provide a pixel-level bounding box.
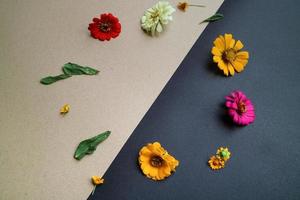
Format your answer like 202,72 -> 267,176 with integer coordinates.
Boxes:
141,1 -> 176,36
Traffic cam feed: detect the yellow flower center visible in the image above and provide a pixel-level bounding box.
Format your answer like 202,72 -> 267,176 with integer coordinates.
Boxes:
223,49 -> 236,62
150,156 -> 164,167
238,102 -> 247,114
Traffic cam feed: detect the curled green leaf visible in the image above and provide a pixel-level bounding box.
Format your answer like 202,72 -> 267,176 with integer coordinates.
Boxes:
62,62 -> 99,75
40,74 -> 72,85
74,131 -> 111,160
200,13 -> 224,24
40,62 -> 99,85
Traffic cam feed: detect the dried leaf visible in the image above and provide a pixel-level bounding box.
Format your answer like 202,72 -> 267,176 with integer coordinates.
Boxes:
74,131 -> 111,160
201,13 -> 224,23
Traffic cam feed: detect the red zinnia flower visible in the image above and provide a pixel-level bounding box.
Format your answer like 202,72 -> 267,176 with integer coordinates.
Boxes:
88,13 -> 121,41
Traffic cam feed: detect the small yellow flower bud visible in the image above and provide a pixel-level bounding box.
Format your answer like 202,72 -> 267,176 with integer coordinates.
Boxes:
91,176 -> 104,185
60,104 -> 70,114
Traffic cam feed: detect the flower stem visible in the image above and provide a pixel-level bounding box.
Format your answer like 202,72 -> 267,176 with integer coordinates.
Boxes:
189,4 -> 205,7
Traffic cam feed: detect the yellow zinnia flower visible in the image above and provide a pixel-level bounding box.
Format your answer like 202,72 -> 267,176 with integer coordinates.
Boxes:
212,33 -> 249,76
216,147 -> 231,162
138,142 -> 179,181
208,155 -> 225,170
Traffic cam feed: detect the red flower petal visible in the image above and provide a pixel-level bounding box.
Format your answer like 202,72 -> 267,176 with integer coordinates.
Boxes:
93,18 -> 100,23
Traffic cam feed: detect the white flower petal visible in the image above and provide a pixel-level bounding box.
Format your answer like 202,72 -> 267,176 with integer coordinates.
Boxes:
156,23 -> 163,33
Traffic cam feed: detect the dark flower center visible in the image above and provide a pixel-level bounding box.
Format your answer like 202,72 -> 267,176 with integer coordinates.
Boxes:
223,49 -> 236,62
99,22 -> 112,32
238,102 -> 247,114
150,156 -> 163,167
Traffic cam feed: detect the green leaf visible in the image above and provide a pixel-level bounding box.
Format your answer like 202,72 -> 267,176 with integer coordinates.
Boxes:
74,131 -> 111,160
40,62 -> 99,85
201,13 -> 224,23
62,62 -> 99,75
40,74 -> 72,85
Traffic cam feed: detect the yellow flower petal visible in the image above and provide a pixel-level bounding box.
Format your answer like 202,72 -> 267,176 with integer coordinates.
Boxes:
223,66 -> 229,76
236,51 -> 249,59
158,167 -> 169,180
139,154 -> 151,162
229,39 -> 235,49
91,176 -> 104,185
224,33 -> 234,49
162,165 -> 172,175
139,147 -> 153,157
217,60 -> 226,70
228,63 -> 235,76
213,37 -> 225,52
232,60 -> 245,72
152,142 -> 161,148
211,47 -> 222,56
234,40 -> 244,51
213,55 -> 221,63
235,57 -> 248,65
219,35 -> 225,44
149,167 -> 159,179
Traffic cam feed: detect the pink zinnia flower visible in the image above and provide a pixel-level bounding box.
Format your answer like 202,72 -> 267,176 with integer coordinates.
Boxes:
225,91 -> 255,126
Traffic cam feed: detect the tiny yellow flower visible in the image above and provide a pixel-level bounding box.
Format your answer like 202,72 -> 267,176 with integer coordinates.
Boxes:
208,155 -> 225,170
216,147 -> 231,162
138,142 -> 179,181
91,176 -> 104,185
212,33 -> 249,76
60,104 -> 70,114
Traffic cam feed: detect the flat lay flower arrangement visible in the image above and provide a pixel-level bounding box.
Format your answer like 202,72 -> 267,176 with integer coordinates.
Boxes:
39,0 -> 257,195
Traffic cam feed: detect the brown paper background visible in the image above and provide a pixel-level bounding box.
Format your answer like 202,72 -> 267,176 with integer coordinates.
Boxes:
0,0 -> 223,199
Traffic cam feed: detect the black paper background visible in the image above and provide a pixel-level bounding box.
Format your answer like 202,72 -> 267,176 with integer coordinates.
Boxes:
89,0 -> 300,199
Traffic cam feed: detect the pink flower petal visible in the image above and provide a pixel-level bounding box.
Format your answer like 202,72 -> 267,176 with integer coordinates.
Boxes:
225,101 -> 238,109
